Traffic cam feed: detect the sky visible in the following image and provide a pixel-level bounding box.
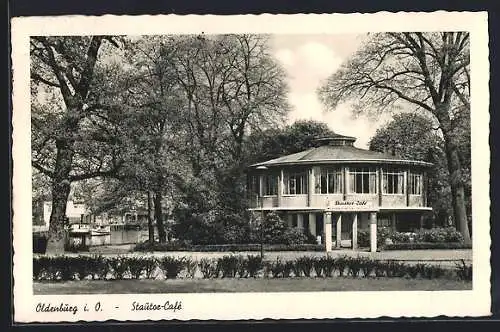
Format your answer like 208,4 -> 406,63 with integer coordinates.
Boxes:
270,34 -> 389,149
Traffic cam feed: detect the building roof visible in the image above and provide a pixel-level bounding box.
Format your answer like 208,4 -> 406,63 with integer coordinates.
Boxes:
250,136 -> 433,169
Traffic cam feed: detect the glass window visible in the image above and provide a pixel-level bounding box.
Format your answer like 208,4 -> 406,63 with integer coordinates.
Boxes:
284,172 -> 308,195
249,175 -> 259,197
382,167 -> 405,194
264,174 -> 278,196
349,167 -> 377,194
315,168 -> 343,194
409,172 -> 423,195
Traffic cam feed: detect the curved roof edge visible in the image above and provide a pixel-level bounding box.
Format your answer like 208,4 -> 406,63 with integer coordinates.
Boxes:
250,158 -> 433,168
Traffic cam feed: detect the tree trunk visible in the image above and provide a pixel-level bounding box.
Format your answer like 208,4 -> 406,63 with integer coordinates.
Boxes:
147,190 -> 155,243
46,140 -> 74,253
153,191 -> 167,243
441,125 -> 472,245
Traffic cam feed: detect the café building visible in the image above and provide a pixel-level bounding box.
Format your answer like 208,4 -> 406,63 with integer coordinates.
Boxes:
247,134 -> 432,252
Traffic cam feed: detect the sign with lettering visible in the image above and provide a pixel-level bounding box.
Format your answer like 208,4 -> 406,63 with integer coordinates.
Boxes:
326,200 -> 378,212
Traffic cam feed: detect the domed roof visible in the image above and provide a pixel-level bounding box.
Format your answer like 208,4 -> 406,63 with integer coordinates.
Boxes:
250,134 -> 432,169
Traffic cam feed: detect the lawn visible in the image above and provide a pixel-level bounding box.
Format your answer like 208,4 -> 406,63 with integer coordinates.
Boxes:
34,277 -> 471,294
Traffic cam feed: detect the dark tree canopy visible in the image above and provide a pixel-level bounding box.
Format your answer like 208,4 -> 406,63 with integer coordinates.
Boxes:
368,113 -> 454,226
246,119 -> 338,164
31,34 -> 290,249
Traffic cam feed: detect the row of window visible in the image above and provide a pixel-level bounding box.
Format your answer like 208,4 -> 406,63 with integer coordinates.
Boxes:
253,167 -> 423,196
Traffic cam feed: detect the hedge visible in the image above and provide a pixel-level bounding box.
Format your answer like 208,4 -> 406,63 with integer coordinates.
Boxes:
134,241 -> 325,252
33,232 -> 48,254
383,242 -> 472,250
33,254 -> 473,282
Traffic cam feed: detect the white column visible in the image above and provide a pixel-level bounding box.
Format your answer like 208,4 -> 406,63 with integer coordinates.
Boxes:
404,170 -> 409,206
336,214 -> 342,248
259,174 -> 264,197
297,213 -> 304,229
324,212 -> 332,252
308,168 -> 314,207
277,169 -> 283,206
352,213 -> 358,249
287,213 -> 293,228
308,213 -> 316,236
370,212 -> 377,253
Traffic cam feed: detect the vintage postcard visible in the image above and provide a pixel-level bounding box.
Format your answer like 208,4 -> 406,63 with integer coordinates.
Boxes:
12,12 -> 490,323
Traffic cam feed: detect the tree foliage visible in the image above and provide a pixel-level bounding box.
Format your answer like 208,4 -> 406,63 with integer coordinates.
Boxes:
31,34 -> 290,248
369,113 -> 453,225
246,119 -> 338,164
31,36 -> 126,250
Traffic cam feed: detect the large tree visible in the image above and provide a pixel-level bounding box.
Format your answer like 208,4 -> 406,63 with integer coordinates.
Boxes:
31,36 -> 124,251
169,34 -> 290,213
319,32 -> 471,244
117,36 -> 189,242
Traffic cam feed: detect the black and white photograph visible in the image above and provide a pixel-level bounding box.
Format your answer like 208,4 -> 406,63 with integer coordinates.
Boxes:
12,12 -> 490,322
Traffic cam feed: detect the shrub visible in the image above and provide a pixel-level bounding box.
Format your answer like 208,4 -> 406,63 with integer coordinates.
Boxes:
406,265 -> 420,279
377,227 -> 393,247
141,257 -> 158,279
217,255 -> 240,278
158,256 -> 186,279
359,257 -> 376,278
313,258 -> 324,278
358,227 -> 392,248
268,258 -> 294,278
334,255 -> 349,277
386,260 -> 407,278
321,256 -> 336,277
133,242 -> 325,252
246,255 -> 263,278
185,258 -> 198,278
269,259 -> 285,278
46,256 -> 78,281
422,265 -> 446,279
108,256 -> 129,280
127,257 -> 148,279
295,256 -> 315,277
90,255 -> 111,280
218,213 -> 252,244
199,258 -> 219,279
72,255 -> 93,280
390,232 -> 414,244
291,260 -> 303,277
373,261 -> 387,277
260,212 -> 288,244
262,261 -> 272,278
357,230 -> 370,247
33,233 -> 48,254
455,260 -> 473,281
236,256 -> 248,278
33,257 -> 44,280
383,242 -> 471,250
346,257 -> 363,278
405,263 -> 427,279
281,228 -> 309,245
283,261 -> 294,278
415,227 -> 464,243
45,257 -> 60,280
